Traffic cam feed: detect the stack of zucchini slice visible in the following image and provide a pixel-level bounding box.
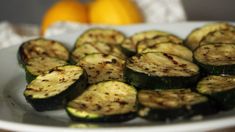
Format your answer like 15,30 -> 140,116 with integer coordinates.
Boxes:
18,23 -> 235,123
197,75 -> 235,110
18,38 -> 88,111
188,22 -> 235,111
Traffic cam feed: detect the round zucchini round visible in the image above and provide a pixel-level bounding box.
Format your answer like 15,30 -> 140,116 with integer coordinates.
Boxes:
200,30 -> 235,45
71,42 -> 125,64
185,22 -> 235,50
75,28 -> 126,47
77,53 -> 125,84
120,30 -> 182,57
124,52 -> 200,89
138,89 -> 217,121
137,36 -> 183,53
18,38 -> 69,67
66,81 -> 137,122
25,57 -> 67,83
24,65 -> 88,111
138,42 -> 192,61
193,43 -> 235,75
197,75 -> 235,110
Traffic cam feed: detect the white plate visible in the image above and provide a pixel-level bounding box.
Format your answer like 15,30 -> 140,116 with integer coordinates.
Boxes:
0,22 -> 235,132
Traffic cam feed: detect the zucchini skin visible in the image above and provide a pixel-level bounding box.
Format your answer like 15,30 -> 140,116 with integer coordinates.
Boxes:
66,109 -> 136,123
120,45 -> 136,57
206,89 -> 235,110
17,42 -> 26,67
24,68 -> 88,112
124,66 -> 200,89
193,57 -> 235,75
138,100 -> 217,121
25,68 -> 37,83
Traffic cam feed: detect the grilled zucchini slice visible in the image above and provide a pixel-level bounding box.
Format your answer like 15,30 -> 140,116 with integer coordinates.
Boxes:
25,57 -> 67,83
138,42 -> 192,61
24,65 -> 88,111
193,44 -> 235,75
121,30 -> 182,57
137,36 -> 183,53
197,75 -> 235,110
138,89 -> 216,121
66,81 -> 137,122
71,42 -> 125,63
200,30 -> 235,45
75,28 -> 126,47
77,53 -> 125,84
185,22 -> 234,50
124,52 -> 199,89
18,38 -> 69,66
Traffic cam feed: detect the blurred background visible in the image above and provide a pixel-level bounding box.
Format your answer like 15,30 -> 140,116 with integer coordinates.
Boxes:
0,0 -> 234,25
0,0 -> 234,48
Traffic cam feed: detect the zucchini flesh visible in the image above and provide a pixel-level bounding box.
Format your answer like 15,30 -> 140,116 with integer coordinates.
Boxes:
77,53 -> 125,84
71,42 -> 125,63
197,75 -> 235,110
200,30 -> 235,45
25,57 -> 67,83
138,89 -> 216,121
24,65 -> 88,111
185,22 -> 235,50
120,30 -> 182,57
137,36 -> 183,53
18,38 -> 69,66
139,42 -> 192,61
66,81 -> 137,122
193,44 -> 235,75
75,28 -> 126,47
124,52 -> 199,89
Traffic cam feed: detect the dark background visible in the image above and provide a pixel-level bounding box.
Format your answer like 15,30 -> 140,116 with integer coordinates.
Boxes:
0,0 -> 234,25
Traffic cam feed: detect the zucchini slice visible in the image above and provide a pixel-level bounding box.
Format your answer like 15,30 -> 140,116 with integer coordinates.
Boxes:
200,30 -> 235,45
137,36 -> 183,53
124,52 -> 200,89
71,42 -> 125,64
193,44 -> 235,75
138,42 -> 193,61
24,65 -> 88,111
25,57 -> 67,83
66,81 -> 137,122
18,38 -> 69,66
138,89 -> 216,121
77,53 -> 125,84
197,75 -> 235,110
185,22 -> 234,50
75,28 -> 126,47
120,30 -> 182,57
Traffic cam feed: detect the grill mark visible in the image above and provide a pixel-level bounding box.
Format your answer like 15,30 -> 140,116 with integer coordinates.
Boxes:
163,53 -> 178,65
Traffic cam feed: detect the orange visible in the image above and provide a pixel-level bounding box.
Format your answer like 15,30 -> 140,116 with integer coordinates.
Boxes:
41,0 -> 88,35
89,0 -> 144,25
